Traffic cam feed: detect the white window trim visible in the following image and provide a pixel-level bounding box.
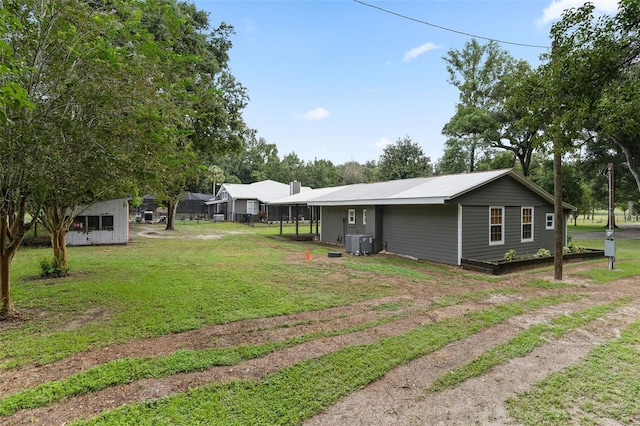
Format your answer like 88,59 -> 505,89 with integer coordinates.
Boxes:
489,206 -> 505,246
348,209 -> 356,225
546,213 -> 554,230
521,207 -> 534,243
247,200 -> 259,215
362,209 -> 367,225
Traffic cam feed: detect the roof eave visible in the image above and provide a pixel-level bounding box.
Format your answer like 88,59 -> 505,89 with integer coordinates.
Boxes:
309,197 -> 447,206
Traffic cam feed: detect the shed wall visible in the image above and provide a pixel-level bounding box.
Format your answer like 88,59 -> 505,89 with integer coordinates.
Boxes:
67,199 -> 129,246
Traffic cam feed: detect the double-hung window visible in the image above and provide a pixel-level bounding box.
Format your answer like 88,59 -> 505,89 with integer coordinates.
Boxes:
521,207 -> 534,242
348,209 -> 356,225
246,200 -> 259,215
546,213 -> 554,230
489,207 -> 504,245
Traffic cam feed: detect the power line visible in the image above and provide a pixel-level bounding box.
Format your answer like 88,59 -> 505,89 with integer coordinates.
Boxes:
352,0 -> 549,49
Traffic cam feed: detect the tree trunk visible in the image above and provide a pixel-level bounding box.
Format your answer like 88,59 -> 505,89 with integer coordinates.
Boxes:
165,198 -> 179,231
0,251 -> 15,317
614,137 -> 640,195
41,202 -> 74,271
51,226 -> 69,270
1,196 -> 35,318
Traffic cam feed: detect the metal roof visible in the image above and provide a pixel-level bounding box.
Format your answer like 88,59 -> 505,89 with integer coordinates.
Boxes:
268,169 -> 575,209
211,180 -> 311,204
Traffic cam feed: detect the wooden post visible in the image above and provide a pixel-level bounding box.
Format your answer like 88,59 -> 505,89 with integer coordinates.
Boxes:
554,148 -> 563,280
552,40 -> 563,281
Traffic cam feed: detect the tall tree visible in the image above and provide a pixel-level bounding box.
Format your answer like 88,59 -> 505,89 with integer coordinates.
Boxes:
139,0 -> 248,230
549,0 -> 640,193
442,40 -> 520,172
378,135 -> 433,180
339,161 -> 367,184
25,1 -> 155,270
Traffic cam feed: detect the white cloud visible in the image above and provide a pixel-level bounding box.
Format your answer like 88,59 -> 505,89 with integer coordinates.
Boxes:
403,42 -> 440,62
537,0 -> 620,26
373,138 -> 391,148
298,107 -> 330,121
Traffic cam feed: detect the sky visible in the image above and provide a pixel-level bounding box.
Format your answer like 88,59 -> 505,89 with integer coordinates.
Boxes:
193,0 -> 620,166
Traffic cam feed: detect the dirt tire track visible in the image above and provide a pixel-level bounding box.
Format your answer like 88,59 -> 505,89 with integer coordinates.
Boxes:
3,272 -> 639,425
304,293 -> 640,425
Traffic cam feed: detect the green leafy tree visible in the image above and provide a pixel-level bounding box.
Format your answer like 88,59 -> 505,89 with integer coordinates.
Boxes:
339,161 -> 367,184
138,0 -> 248,230
548,0 -> 640,192
378,136 -> 433,180
17,0 -> 156,270
302,159 -> 341,188
442,40 -> 520,172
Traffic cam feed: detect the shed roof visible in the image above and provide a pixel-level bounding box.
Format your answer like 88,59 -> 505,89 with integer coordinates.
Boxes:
269,169 -> 574,209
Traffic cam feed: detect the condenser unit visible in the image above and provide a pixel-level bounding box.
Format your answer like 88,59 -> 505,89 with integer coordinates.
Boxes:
345,234 -> 373,255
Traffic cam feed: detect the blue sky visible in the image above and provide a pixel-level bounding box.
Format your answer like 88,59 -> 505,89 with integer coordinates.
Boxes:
194,0 -> 619,166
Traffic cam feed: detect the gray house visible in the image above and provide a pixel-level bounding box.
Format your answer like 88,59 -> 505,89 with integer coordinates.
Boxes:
206,180 -> 310,222
270,169 -> 574,265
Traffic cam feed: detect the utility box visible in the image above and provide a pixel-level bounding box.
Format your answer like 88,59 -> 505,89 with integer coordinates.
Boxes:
345,234 -> 373,255
604,239 -> 616,257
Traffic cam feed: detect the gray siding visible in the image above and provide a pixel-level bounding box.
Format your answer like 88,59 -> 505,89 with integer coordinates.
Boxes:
321,207 -> 345,245
321,205 -> 381,249
382,205 -> 458,264
455,175 -> 560,261
453,175 -> 549,206
461,204 -> 559,261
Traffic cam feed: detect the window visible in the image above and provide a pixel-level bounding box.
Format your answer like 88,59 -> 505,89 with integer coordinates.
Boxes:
546,213 -> 554,230
362,209 -> 367,225
246,200 -> 259,215
489,207 -> 504,245
521,207 -> 533,242
221,189 -> 228,200
71,216 -> 85,231
87,216 -> 100,231
101,215 -> 114,231
71,215 -> 115,231
348,209 -> 356,225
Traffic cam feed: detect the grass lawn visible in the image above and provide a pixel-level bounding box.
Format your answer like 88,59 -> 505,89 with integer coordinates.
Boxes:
0,220 -> 639,424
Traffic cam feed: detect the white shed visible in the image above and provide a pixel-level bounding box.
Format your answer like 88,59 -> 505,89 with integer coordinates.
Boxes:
66,199 -> 130,246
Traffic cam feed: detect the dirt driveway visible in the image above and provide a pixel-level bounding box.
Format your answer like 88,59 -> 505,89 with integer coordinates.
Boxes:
1,230 -> 639,425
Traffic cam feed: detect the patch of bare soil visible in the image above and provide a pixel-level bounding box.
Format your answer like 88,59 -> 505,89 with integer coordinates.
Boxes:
1,244 -> 640,425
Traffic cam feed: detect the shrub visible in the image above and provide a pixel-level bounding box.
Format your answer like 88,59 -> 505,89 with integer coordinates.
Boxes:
39,257 -> 69,278
503,249 -> 517,261
534,248 -> 552,258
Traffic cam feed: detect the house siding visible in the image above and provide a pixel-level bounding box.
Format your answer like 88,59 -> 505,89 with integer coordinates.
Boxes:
382,205 -> 458,264
321,207 -> 346,245
455,176 -> 560,260
321,206 -> 379,248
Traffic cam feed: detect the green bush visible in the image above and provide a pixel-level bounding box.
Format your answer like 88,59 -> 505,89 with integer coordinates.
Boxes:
534,248 -> 552,258
503,249 -> 517,261
39,257 -> 69,278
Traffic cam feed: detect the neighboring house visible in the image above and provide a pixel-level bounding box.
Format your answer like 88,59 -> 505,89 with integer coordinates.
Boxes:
176,192 -> 211,220
137,193 -> 212,221
67,199 -> 130,246
269,169 -> 574,266
206,180 -> 310,222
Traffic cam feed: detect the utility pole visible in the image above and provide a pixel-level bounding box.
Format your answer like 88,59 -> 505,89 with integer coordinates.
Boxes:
605,163 -> 616,269
552,40 -> 563,281
553,140 -> 564,280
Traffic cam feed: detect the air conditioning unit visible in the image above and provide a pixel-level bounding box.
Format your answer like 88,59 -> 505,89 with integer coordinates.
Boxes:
345,234 -> 373,255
